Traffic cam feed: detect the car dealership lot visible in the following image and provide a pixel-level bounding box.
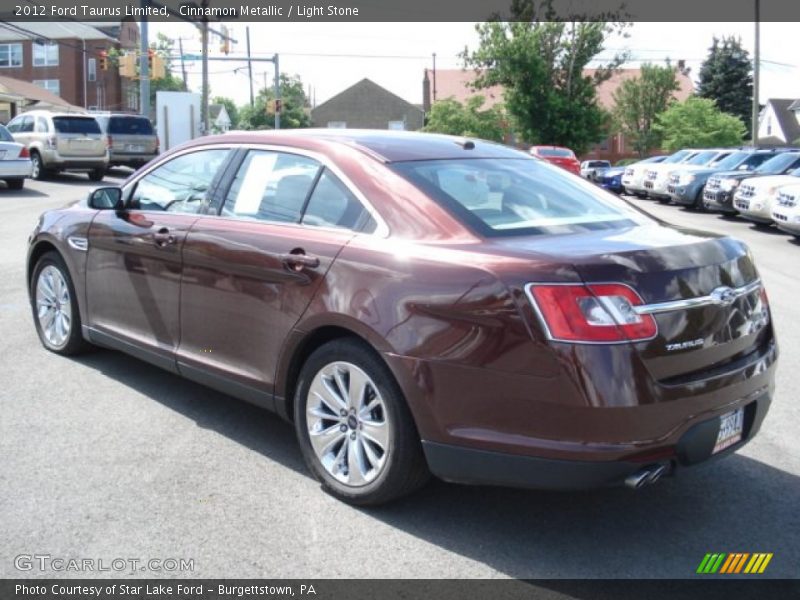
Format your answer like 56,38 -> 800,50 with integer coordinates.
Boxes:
1,178 -> 798,579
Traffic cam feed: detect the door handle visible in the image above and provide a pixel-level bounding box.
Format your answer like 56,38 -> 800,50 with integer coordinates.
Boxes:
279,251 -> 320,270
153,227 -> 176,247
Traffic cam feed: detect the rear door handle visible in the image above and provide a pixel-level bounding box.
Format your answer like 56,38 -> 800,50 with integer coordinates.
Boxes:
153,227 -> 176,247
279,252 -> 320,270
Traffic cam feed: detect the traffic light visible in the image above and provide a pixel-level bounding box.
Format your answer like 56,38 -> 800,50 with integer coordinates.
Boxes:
147,49 -> 166,80
99,50 -> 108,71
118,52 -> 136,78
219,25 -> 230,55
274,99 -> 282,113
266,99 -> 282,114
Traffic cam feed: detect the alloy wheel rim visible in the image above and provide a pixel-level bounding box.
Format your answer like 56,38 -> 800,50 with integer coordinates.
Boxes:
35,265 -> 72,348
31,155 -> 40,178
306,361 -> 389,487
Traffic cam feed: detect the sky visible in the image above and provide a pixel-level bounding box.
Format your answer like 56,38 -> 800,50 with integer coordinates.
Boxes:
148,21 -> 800,108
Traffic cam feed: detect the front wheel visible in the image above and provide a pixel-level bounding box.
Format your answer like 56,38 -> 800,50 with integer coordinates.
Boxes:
294,339 -> 429,506
30,152 -> 45,180
30,252 -> 91,355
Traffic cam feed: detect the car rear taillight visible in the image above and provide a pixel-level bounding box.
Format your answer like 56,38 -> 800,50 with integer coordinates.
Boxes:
106,135 -> 112,148
155,135 -> 160,153
18,146 -> 29,158
527,283 -> 657,343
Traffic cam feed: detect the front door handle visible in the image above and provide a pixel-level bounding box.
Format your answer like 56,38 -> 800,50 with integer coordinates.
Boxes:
153,227 -> 176,247
279,251 -> 320,270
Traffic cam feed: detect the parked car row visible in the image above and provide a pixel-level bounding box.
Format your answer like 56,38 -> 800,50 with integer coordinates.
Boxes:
618,146 -> 800,238
1,110 -> 158,186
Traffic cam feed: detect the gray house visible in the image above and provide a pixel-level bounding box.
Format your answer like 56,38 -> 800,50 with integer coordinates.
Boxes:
311,78 -> 424,131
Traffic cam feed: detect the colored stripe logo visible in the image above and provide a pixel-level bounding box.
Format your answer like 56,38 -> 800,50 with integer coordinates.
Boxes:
696,553 -> 773,574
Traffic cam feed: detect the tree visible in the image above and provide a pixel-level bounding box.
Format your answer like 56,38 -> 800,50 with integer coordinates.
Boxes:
612,63 -> 680,156
654,97 -> 746,151
213,96 -> 239,129
423,96 -> 506,142
696,36 -> 753,134
237,74 -> 311,130
462,0 -> 630,154
148,33 -> 186,107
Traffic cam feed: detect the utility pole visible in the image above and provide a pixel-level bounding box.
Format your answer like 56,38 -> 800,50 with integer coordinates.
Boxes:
752,0 -> 760,146
139,1 -> 150,117
178,37 -> 188,90
274,53 -> 280,130
200,0 -> 210,134
432,52 -> 437,102
246,26 -> 254,108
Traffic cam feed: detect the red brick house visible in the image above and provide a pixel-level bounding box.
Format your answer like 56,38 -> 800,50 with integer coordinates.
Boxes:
423,68 -> 694,160
0,21 -> 140,116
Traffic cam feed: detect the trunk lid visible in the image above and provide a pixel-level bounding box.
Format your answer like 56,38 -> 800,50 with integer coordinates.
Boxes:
490,224 -> 770,382
53,116 -> 106,158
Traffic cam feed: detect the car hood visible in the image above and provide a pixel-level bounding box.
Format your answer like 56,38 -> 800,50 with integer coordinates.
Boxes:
740,174 -> 800,191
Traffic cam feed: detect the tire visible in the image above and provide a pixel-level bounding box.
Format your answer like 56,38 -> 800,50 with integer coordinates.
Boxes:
6,178 -> 24,190
294,339 -> 430,506
30,251 -> 92,356
30,151 -> 45,180
88,168 -> 105,182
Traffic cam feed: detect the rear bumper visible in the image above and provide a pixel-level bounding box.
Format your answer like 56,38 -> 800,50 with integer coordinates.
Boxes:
109,151 -> 157,167
423,392 -> 772,490
40,152 -> 108,170
0,159 -> 31,179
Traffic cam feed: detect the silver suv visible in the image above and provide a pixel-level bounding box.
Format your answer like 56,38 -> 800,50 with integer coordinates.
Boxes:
94,113 -> 159,170
6,111 -> 108,181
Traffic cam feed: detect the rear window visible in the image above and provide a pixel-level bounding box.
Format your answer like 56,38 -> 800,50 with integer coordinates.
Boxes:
392,158 -> 647,237
108,116 -> 154,135
536,147 -> 574,158
0,124 -> 13,142
52,117 -> 101,135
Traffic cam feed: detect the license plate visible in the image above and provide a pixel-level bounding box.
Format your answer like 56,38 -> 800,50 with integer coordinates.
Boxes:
713,408 -> 744,454
126,144 -> 145,152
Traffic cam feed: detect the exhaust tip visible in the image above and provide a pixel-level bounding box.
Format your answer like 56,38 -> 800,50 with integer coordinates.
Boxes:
625,464 -> 668,490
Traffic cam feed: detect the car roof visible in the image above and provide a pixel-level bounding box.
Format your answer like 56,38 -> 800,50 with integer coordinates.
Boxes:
206,129 -> 529,163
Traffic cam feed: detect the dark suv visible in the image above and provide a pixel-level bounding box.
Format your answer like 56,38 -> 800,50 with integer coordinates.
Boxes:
705,151 -> 800,214
669,149 -> 782,210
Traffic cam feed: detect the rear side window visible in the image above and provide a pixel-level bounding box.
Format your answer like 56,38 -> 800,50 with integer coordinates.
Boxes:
221,150 -> 320,223
52,117 -> 101,135
393,158 -> 648,237
0,125 -> 13,142
108,116 -> 154,135
302,169 -> 375,232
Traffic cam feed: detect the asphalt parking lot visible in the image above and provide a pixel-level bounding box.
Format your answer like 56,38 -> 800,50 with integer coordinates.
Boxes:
1,176 -> 798,579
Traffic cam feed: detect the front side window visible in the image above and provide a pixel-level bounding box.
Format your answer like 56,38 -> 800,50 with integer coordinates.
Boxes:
130,149 -> 230,213
0,43 -> 23,68
393,158 -> 649,237
19,116 -> 33,133
33,42 -> 59,67
221,151 -> 320,223
6,117 -> 22,133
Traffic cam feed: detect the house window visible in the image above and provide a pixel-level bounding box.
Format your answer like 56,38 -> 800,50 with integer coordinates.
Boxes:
33,79 -> 60,96
0,43 -> 23,68
88,58 -> 97,82
388,120 -> 405,130
33,42 -> 59,67
327,121 -> 347,128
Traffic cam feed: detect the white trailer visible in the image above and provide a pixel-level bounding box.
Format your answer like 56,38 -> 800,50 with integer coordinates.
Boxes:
155,91 -> 202,151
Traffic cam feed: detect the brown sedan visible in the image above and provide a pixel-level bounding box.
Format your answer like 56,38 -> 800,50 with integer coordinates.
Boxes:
27,130 -> 777,505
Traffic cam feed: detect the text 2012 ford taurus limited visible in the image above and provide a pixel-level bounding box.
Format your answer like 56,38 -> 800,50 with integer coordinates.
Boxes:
27,131 -> 777,505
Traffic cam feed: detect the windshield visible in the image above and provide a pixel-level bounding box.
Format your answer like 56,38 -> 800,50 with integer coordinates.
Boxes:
392,158 -> 648,237
108,116 -> 154,135
713,152 -> 749,170
686,151 -> 719,166
755,153 -> 800,174
537,148 -> 574,158
52,117 -> 101,135
663,150 -> 692,164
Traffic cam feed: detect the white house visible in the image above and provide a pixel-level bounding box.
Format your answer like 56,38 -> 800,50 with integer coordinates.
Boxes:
208,104 -> 232,133
757,99 -> 800,145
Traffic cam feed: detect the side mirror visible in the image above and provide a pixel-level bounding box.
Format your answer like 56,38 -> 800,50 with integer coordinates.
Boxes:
89,187 -> 123,210
738,164 -> 751,171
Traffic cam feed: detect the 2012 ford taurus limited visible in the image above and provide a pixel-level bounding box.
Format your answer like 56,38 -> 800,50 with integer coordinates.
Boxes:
27,130 -> 777,505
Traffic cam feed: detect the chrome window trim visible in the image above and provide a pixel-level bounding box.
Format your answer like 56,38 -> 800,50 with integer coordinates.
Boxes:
124,142 -> 390,238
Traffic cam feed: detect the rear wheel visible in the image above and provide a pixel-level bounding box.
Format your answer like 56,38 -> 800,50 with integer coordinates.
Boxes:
30,252 -> 91,355
88,168 -> 105,182
6,178 -> 24,190
294,339 -> 429,505
30,151 -> 45,180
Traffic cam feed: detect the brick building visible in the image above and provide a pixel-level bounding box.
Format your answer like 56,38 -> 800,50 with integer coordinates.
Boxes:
0,21 -> 140,115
